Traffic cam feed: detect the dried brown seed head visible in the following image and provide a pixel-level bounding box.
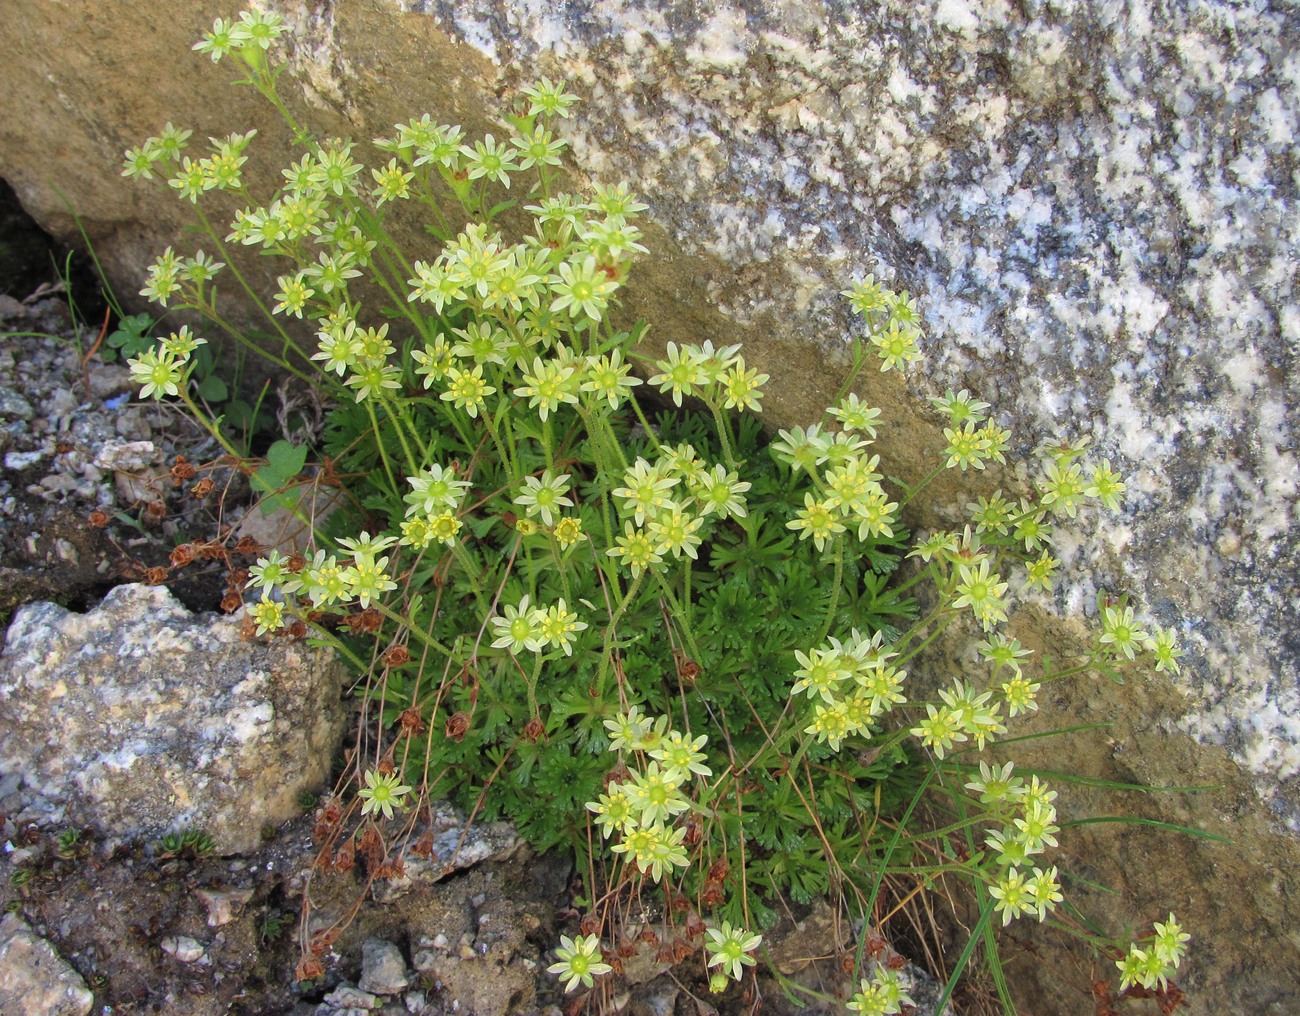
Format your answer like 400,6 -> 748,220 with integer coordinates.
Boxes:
170,456 -> 197,484
445,712 -> 470,741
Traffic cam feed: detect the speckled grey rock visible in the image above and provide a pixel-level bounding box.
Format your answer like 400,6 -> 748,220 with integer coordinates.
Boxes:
369,803 -> 522,904
0,327 -> 155,513
358,937 -> 410,996
0,583 -> 347,854
0,913 -> 93,1016
620,977 -> 678,1016
319,984 -> 380,1011
0,385 -> 34,422
418,0 -> 1300,828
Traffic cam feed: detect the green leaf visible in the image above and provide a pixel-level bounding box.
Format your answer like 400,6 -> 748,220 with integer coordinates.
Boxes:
250,442 -> 309,516
258,483 -> 305,517
196,374 -> 228,402
224,398 -> 254,431
266,440 -> 308,478
106,313 -> 154,359
467,514 -> 498,539
113,511 -> 147,534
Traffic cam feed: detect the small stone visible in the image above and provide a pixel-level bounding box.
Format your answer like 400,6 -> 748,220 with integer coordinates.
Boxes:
0,385 -> 33,421
233,483 -> 344,555
0,294 -> 24,320
358,937 -> 410,996
45,389 -> 77,422
36,474 -> 80,497
160,934 -> 206,963
626,976 -> 679,1016
86,362 -> 131,399
369,806 -> 521,904
409,949 -> 437,974
321,985 -> 379,1009
5,450 -> 44,470
92,440 -> 163,503
766,899 -> 846,974
92,440 -> 159,472
194,887 -> 254,927
0,913 -> 93,1016
620,943 -> 671,986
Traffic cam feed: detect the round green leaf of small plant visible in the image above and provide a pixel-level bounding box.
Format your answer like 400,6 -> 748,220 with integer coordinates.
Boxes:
197,375 -> 228,402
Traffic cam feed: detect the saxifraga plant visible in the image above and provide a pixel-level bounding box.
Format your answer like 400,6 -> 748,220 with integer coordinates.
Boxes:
116,10 -> 1195,1012
156,828 -> 217,860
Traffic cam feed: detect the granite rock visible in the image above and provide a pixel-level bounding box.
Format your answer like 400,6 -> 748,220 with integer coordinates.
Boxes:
319,984 -> 380,1011
358,937 -> 410,997
369,802 -> 523,904
0,583 -> 347,854
0,914 -> 93,1016
416,0 -> 1300,825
